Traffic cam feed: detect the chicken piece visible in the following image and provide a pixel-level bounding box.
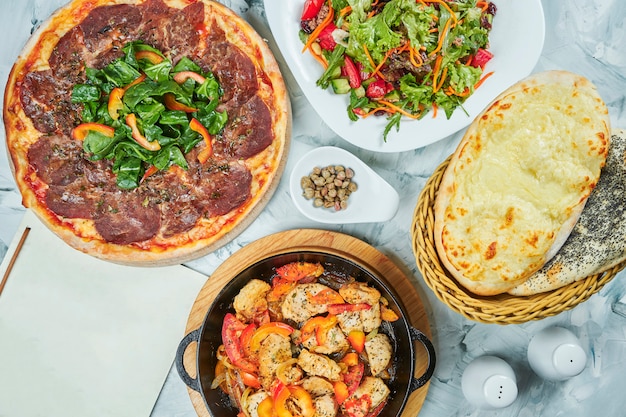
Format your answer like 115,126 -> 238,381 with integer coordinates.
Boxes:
282,283 -> 334,323
313,394 -> 338,417
301,376 -> 335,397
335,302 -> 381,334
342,377 -> 390,415
233,279 -> 271,322
245,391 -> 269,417
298,349 -> 342,381
336,282 -> 382,333
364,333 -> 393,377
259,333 -> 293,389
302,325 -> 349,355
338,282 -> 380,305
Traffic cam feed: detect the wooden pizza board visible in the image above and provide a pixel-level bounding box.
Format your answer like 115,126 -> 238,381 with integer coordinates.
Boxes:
182,228 -> 433,416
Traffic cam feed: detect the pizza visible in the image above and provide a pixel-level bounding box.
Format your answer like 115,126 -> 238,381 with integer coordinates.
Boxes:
3,0 -> 291,266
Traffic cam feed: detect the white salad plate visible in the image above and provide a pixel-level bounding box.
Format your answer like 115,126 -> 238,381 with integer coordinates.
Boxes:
289,146 -> 399,224
264,0 -> 545,153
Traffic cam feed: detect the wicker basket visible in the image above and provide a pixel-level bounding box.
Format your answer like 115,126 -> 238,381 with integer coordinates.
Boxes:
411,156 -> 626,325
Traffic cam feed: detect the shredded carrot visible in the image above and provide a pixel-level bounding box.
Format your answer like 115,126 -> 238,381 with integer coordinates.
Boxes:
429,18 -> 451,56
361,106 -> 392,118
474,70 -> 494,89
432,103 -> 438,118
409,46 -> 423,67
363,44 -> 387,80
431,55 -> 443,90
302,0 -> 334,53
434,67 -> 448,92
476,1 -> 489,12
378,100 -> 421,119
339,6 -> 352,16
423,0 -> 458,25
310,49 -> 328,69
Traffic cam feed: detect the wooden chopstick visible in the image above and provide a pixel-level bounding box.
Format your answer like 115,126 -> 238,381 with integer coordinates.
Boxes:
0,227 -> 31,297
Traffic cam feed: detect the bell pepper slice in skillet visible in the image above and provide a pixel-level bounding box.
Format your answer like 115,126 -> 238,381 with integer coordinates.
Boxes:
275,261 -> 325,282
249,322 -> 294,353
221,313 -> 258,374
70,41 -> 227,190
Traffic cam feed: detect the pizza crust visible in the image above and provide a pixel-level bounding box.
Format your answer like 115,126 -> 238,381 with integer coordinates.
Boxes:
3,0 -> 291,266
433,70 -> 610,296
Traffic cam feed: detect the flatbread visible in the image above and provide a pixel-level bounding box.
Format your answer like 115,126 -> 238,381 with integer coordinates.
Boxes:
434,70 -> 610,296
509,128 -> 626,295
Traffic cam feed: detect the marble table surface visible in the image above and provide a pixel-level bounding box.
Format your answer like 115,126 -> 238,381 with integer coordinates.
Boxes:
2,0 -> 626,416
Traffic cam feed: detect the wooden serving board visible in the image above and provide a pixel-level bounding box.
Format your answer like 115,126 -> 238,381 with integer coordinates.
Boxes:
182,228 -> 433,417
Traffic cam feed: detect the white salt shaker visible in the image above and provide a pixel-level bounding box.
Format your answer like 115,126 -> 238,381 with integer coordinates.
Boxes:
527,326 -> 586,381
461,355 -> 518,409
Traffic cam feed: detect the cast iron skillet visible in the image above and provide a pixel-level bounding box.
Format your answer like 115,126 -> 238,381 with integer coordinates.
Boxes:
175,251 -> 436,416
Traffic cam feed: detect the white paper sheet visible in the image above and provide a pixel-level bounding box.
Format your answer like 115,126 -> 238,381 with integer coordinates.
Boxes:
0,210 -> 207,417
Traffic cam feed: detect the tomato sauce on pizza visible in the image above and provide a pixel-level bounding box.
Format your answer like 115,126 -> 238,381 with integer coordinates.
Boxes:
3,0 -> 290,265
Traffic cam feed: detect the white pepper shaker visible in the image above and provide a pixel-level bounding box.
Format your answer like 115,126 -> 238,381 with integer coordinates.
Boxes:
527,326 -> 587,381
461,355 -> 518,409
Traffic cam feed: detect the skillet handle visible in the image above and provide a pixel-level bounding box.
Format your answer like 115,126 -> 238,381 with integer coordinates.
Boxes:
175,328 -> 201,392
408,326 -> 436,392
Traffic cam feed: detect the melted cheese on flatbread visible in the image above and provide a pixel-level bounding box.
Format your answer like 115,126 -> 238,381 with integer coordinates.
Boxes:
509,128 -> 626,295
434,71 -> 610,296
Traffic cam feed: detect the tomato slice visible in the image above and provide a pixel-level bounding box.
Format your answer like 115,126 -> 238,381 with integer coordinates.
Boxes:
343,362 -> 365,395
343,393 -> 372,417
317,23 -> 338,51
221,313 -> 258,374
365,79 -> 394,99
343,56 -> 362,88
275,261 -> 324,282
301,0 -> 324,20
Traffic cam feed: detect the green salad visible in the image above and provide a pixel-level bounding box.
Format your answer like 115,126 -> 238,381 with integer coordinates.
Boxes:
70,41 -> 226,189
299,0 -> 497,141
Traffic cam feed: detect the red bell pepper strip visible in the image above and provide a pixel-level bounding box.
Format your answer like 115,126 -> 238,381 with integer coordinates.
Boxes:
107,87 -> 125,120
327,303 -> 371,315
189,118 -> 213,163
140,165 -> 159,184
343,56 -> 362,88
238,323 -> 257,358
71,123 -> 115,141
301,0 -> 324,20
272,382 -> 293,417
125,113 -> 161,151
135,50 -> 164,64
173,71 -> 206,85
249,322 -> 294,353
163,93 -> 197,113
309,287 -> 344,305
221,313 -> 258,374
